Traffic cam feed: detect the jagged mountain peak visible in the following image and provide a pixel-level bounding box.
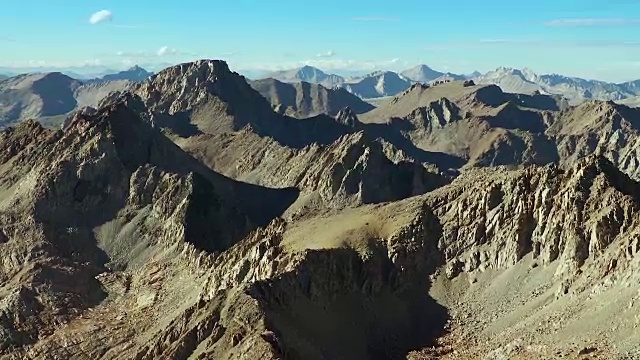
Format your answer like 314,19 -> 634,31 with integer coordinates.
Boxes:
127,65 -> 144,71
548,99 -> 640,137
128,59 -> 275,134
147,59 -> 234,83
404,97 -> 463,129
491,67 -> 528,78
335,106 -> 360,127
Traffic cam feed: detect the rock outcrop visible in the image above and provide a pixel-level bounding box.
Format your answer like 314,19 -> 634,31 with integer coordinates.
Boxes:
401,97 -> 463,130
429,156 -> 638,281
551,101 -> 640,181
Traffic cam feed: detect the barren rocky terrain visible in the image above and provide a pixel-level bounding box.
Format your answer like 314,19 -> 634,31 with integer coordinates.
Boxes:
0,59 -> 639,359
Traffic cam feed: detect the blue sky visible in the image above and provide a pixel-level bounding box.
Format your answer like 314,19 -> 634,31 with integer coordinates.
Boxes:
2,0 -> 640,81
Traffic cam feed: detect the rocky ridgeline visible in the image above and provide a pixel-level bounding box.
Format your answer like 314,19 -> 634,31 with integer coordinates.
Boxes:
334,106 -> 360,127
184,128 -> 447,215
552,101 -> 640,182
402,98 -> 463,130
427,156 -> 639,289
290,131 -> 447,207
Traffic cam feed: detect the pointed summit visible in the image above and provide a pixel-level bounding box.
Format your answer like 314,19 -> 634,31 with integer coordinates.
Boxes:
401,64 -> 444,83
101,65 -> 153,82
335,106 -> 361,127
128,59 -> 276,135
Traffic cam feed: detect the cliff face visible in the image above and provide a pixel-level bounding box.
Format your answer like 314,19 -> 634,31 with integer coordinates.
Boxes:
551,101 -> 640,183
427,156 -> 638,282
180,129 -> 447,216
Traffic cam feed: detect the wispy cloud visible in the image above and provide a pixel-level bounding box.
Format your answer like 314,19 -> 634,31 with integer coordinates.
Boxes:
490,38 -> 640,48
116,50 -> 153,57
157,46 -> 178,56
544,18 -> 640,27
352,16 -> 400,22
316,50 -> 336,58
115,48 -> 198,58
89,10 -> 113,25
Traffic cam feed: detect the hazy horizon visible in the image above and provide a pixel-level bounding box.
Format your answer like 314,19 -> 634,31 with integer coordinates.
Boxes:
3,0 -> 640,82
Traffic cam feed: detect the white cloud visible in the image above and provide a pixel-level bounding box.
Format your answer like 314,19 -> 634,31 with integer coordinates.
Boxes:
89,10 -> 113,25
316,50 -> 336,58
120,59 -> 135,67
157,46 -> 178,56
117,50 -> 153,57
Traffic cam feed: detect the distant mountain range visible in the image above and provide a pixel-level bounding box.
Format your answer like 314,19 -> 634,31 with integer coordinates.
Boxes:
259,65 -> 640,105
0,65 -> 153,82
100,65 -> 153,82
0,65 -> 154,127
474,67 -> 640,105
6,62 -> 640,105
4,61 -> 640,131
